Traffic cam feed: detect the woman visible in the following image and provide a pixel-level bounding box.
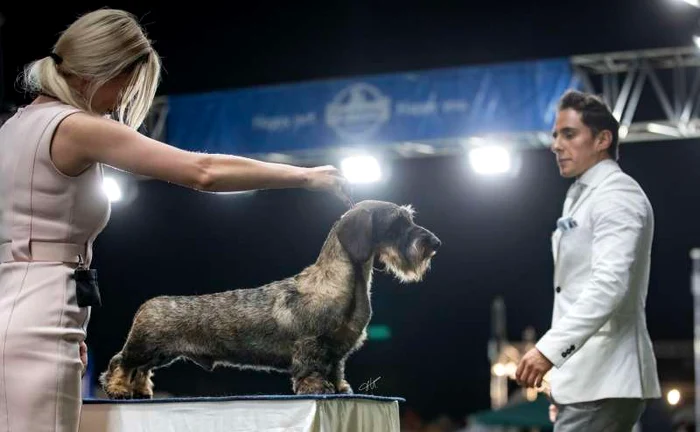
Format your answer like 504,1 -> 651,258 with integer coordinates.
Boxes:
0,8 -> 350,432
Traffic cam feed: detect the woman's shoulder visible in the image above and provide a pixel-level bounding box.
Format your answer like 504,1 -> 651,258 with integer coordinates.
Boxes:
23,97 -> 83,114
1,98 -> 89,140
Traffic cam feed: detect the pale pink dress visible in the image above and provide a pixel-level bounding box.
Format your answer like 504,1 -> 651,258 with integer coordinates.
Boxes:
0,100 -> 111,431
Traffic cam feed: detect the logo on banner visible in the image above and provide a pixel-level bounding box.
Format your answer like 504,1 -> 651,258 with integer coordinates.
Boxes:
325,83 -> 391,140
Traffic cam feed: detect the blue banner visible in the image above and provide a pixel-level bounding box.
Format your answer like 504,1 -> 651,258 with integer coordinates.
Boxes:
165,58 -> 576,155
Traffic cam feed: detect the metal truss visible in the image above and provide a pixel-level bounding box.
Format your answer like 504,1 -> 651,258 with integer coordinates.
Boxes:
141,46 -> 700,166
571,46 -> 700,143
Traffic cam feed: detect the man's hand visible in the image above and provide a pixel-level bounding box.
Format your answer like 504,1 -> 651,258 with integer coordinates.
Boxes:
515,347 -> 553,388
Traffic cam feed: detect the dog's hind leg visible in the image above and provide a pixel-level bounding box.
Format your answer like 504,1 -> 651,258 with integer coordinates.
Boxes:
99,352 -> 134,399
291,338 -> 335,395
331,359 -> 353,394
121,350 -> 181,399
131,368 -> 155,399
100,333 -> 180,399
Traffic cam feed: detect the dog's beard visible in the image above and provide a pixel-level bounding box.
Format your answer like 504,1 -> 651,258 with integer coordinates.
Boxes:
378,239 -> 433,283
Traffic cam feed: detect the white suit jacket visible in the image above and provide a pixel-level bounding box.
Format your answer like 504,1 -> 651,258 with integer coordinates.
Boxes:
535,159 -> 661,404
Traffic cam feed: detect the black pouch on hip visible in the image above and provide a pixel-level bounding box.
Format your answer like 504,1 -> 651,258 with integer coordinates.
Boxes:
73,267 -> 102,308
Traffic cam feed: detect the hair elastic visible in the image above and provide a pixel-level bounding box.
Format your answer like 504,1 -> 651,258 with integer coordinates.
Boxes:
49,53 -> 63,65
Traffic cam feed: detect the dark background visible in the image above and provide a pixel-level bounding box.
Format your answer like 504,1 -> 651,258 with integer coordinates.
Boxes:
2,0 -> 699,427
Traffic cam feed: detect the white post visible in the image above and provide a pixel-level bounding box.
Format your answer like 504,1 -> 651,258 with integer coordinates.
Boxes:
690,248 -> 700,432
0,12 -> 4,106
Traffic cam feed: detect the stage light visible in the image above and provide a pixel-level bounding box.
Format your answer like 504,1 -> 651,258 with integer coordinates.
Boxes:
681,0 -> 700,7
491,362 -> 506,377
667,389 -> 681,405
341,155 -> 382,184
102,177 -> 122,202
694,34 -> 700,49
619,125 -> 629,139
469,146 -> 511,174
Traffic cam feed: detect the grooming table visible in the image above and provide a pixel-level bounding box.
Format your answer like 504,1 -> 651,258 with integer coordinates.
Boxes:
79,394 -> 403,432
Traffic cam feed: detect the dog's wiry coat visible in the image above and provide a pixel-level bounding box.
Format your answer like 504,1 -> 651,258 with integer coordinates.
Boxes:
100,200 -> 441,398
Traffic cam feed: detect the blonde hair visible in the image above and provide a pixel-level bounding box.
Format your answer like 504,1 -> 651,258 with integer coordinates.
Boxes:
21,9 -> 161,129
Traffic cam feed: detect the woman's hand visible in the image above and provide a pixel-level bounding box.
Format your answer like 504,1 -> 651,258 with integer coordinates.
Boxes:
80,341 -> 88,377
303,165 -> 353,207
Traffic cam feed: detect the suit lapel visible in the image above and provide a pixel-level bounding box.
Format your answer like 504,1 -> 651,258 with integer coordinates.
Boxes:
552,229 -> 562,263
552,194 -> 570,264
552,159 -> 622,266
567,165 -> 622,218
565,184 -> 595,218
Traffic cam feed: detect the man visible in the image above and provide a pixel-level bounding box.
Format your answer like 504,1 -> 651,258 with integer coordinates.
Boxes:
514,90 -> 661,431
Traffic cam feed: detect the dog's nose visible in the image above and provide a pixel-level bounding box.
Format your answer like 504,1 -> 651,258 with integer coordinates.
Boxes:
428,235 -> 442,252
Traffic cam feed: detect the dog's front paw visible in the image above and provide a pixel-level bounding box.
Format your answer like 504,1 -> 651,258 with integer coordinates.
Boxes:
337,379 -> 353,394
104,388 -> 133,400
294,375 -> 335,395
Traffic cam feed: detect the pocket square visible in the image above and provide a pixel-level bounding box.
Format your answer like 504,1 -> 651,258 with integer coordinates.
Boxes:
557,216 -> 578,232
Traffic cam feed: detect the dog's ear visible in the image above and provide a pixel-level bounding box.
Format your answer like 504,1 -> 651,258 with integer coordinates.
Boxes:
337,208 -> 374,263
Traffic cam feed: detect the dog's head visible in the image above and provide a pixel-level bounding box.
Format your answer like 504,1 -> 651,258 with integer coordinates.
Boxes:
336,200 -> 441,282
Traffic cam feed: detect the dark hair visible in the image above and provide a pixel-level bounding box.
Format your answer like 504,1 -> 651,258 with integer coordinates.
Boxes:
558,90 -> 620,160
